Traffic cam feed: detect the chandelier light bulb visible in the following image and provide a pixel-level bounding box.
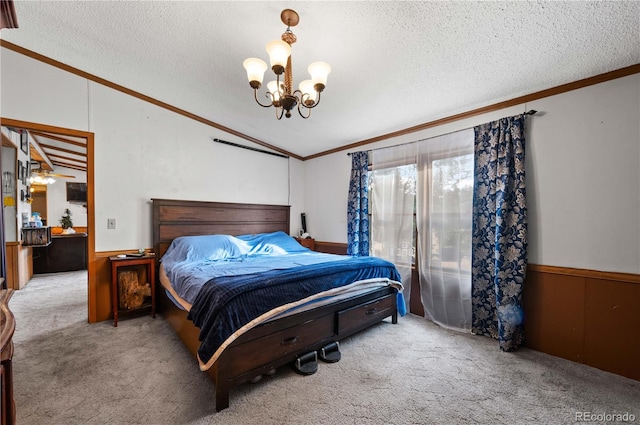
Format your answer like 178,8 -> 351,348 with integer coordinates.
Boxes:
298,79 -> 317,105
243,58 -> 267,85
267,81 -> 284,101
308,61 -> 331,88
265,40 -> 291,72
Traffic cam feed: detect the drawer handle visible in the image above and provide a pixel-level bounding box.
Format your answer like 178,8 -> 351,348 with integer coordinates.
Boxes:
282,336 -> 299,346
366,308 -> 378,315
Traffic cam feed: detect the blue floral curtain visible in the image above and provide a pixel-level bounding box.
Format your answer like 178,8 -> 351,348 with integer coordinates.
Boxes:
347,151 -> 370,256
471,114 -> 527,351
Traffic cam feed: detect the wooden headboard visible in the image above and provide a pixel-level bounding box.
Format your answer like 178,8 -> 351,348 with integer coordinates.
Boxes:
152,199 -> 290,258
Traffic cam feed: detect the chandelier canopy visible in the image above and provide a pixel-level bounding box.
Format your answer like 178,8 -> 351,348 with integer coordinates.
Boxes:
243,9 -> 330,120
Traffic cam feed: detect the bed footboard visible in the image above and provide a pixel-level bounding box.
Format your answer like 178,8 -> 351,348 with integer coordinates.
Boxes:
158,287 -> 398,412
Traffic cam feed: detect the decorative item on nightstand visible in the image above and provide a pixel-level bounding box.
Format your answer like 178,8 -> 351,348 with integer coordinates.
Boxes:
59,208 -> 75,234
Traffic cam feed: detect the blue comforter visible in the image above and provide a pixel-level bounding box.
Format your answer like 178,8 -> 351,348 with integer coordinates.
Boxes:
187,256 -> 402,368
161,231 -> 404,369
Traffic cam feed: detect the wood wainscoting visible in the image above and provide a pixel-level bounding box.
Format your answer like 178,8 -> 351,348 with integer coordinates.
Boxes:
93,250 -> 155,323
316,240 -> 639,381
4,243 -> 32,290
524,265 -> 639,381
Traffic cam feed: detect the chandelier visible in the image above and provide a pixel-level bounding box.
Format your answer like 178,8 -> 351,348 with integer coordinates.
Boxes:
243,9 -> 330,120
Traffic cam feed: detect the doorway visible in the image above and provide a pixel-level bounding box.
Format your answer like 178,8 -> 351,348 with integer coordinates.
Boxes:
30,186 -> 47,220
0,117 -> 95,322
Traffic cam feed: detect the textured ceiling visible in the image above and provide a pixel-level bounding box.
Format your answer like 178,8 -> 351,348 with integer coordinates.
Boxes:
2,1 -> 639,158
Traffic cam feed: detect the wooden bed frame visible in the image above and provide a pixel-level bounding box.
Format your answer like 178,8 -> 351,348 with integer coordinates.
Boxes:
152,198 -> 398,411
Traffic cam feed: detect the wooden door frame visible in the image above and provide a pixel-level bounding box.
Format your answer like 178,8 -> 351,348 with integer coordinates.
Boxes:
0,118 -> 96,322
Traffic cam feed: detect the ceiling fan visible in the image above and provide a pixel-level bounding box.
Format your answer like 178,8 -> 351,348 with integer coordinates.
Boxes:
30,161 -> 75,185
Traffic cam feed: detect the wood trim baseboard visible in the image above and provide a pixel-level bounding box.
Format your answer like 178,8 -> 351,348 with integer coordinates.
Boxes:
310,243 -> 640,285
527,264 -> 640,284
314,241 -> 348,255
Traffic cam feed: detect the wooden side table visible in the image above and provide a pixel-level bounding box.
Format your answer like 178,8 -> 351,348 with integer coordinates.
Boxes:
295,237 -> 316,251
109,255 -> 156,327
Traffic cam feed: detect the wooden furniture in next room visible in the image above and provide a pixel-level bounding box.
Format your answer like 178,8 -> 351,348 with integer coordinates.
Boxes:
32,233 -> 88,274
0,288 -> 16,425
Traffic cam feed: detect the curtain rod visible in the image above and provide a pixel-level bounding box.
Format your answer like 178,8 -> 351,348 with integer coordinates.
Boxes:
347,110 -> 538,155
212,138 -> 289,159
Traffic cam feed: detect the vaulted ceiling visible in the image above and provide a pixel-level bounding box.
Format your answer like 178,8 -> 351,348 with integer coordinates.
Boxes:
28,131 -> 87,173
2,1 -> 639,159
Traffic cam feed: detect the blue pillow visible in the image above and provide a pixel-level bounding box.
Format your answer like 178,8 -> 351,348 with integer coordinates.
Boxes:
237,231 -> 309,256
162,234 -> 250,264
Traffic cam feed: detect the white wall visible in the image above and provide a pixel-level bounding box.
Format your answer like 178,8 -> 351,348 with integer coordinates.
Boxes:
1,127 -> 32,242
1,47 -> 304,252
306,75 -> 640,275
2,46 -> 638,274
1,144 -> 17,242
0,49 -> 89,131
525,75 -> 639,274
44,166 -> 87,228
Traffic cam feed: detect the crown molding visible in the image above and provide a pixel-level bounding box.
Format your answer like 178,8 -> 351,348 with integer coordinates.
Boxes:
0,40 -> 302,161
2,40 -> 638,162
305,63 -> 640,160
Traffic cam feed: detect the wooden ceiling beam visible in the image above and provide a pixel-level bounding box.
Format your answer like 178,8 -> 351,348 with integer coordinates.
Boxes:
39,142 -> 87,158
46,152 -> 86,163
29,130 -> 87,148
52,162 -> 85,172
27,133 -> 55,171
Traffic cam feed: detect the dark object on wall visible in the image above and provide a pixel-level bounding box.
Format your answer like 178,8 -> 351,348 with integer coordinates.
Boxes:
66,182 -> 87,203
19,130 -> 28,154
301,213 -> 307,233
212,138 -> 289,159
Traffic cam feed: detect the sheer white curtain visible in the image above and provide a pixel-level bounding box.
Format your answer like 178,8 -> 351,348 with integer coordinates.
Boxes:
370,144 -> 417,307
416,129 -> 474,332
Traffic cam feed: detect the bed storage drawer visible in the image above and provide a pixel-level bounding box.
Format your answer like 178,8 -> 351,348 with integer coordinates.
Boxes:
226,316 -> 335,376
337,294 -> 395,336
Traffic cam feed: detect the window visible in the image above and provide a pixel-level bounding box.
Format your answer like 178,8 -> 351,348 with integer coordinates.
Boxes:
426,152 -> 473,275
368,163 -> 416,265
368,150 -> 473,275
369,129 -> 474,329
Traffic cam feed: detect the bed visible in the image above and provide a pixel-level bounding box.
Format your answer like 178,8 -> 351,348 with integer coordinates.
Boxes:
152,198 -> 403,411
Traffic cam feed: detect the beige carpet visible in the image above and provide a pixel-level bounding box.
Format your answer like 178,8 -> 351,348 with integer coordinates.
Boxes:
8,271 -> 640,425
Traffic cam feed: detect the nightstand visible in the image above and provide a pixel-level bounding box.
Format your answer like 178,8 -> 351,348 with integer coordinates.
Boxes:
295,237 -> 316,251
109,254 -> 156,327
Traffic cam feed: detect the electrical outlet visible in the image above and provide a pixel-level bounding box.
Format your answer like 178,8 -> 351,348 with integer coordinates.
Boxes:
107,218 -> 116,229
